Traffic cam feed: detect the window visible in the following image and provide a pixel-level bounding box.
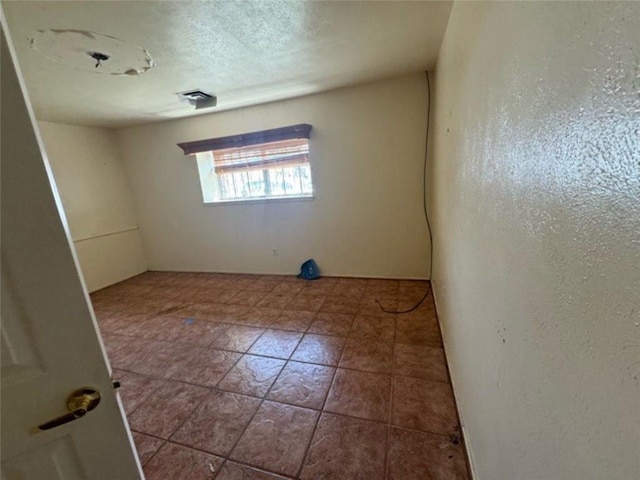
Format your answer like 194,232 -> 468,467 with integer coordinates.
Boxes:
178,124 -> 314,204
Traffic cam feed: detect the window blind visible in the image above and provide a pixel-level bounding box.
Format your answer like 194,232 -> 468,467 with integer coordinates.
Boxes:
212,138 -> 309,174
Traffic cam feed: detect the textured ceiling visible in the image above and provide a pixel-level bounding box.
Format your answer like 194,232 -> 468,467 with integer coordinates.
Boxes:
3,1 -> 452,128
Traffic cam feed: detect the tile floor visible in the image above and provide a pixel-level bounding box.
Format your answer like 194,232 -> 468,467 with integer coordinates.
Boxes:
92,272 -> 469,480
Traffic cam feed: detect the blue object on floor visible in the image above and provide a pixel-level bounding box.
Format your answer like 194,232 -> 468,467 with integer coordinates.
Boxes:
298,259 -> 320,280
183,318 -> 195,325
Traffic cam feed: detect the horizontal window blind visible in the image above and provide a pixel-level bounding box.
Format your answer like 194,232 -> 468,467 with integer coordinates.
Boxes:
212,138 -> 309,174
186,124 -> 314,203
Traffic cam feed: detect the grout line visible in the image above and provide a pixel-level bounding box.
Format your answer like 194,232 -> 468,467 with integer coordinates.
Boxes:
218,304 -> 338,478
216,459 -> 229,477
140,435 -> 230,469
131,403 -> 456,453
221,374 -> 281,472
383,285 -> 400,480
104,274 -> 461,479
294,312 -> 354,479
119,357 -> 457,440
111,337 -> 451,389
139,332 -> 269,473
161,337 -> 257,456
155,387 -> 208,448
384,319 -> 398,480
213,458 -> 290,478
204,327 -> 292,472
209,328 -> 267,391
137,440 -> 166,469
125,387 -> 459,470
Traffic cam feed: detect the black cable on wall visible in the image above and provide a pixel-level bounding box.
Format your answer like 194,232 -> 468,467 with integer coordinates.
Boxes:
376,71 -> 433,314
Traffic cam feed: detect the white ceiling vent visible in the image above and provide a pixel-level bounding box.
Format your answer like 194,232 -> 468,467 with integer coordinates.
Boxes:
178,90 -> 217,110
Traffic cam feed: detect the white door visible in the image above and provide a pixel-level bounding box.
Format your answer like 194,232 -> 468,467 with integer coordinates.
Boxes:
0,18 -> 142,480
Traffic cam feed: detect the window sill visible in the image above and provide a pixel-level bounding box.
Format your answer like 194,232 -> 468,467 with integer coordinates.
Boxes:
203,195 -> 315,207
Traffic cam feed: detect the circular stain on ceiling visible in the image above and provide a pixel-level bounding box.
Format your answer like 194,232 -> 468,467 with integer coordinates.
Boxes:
30,29 -> 155,76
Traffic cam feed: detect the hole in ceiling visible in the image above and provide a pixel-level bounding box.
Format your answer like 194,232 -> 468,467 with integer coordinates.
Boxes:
30,29 -> 155,76
88,51 -> 110,68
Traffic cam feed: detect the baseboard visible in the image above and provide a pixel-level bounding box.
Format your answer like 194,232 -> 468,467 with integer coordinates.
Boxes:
431,283 -> 477,480
146,267 -> 430,281
89,269 -> 149,293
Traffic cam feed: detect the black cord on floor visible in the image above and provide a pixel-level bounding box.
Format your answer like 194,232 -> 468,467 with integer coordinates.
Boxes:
376,71 -> 433,315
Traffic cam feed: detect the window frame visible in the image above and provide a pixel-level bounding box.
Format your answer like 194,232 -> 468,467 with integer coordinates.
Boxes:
180,124 -> 315,205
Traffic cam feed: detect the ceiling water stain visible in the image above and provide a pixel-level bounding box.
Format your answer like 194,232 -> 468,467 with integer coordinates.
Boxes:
29,29 -> 155,76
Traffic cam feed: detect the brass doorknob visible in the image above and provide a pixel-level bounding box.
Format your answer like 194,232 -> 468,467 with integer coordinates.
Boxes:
35,387 -> 101,432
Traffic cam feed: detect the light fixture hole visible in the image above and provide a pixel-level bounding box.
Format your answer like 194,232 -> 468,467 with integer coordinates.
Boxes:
88,51 -> 110,68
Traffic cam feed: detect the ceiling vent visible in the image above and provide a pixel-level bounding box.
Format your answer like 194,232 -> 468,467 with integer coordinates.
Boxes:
178,90 -> 217,110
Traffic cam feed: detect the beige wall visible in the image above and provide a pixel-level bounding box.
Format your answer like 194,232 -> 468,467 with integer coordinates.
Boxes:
116,75 -> 430,278
39,122 -> 147,291
430,2 -> 640,479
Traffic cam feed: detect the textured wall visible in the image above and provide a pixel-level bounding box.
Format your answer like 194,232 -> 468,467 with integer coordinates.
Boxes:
39,122 -> 147,291
430,2 -> 639,479
117,75 -> 431,279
